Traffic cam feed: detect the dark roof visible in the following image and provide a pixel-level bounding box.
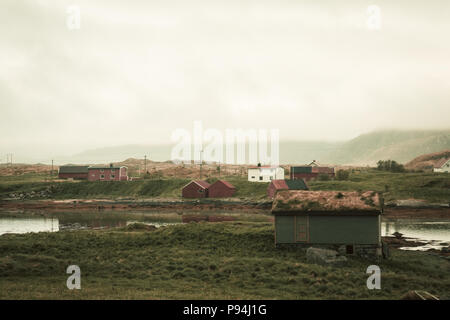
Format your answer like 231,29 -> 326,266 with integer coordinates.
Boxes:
270,179 -> 309,191
58,166 -> 89,174
290,166 -> 312,173
285,179 -> 309,190
272,190 -> 381,214
212,180 -> 236,189
88,166 -> 125,170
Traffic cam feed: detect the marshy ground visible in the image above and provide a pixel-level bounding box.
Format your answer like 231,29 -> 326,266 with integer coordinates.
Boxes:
0,221 -> 448,299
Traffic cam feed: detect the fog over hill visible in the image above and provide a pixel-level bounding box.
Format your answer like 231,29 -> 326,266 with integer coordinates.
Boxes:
51,129 -> 449,166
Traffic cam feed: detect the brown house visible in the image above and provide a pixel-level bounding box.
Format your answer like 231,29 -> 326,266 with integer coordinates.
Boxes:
58,166 -> 89,180
290,162 -> 335,181
208,180 -> 236,198
182,180 -> 211,198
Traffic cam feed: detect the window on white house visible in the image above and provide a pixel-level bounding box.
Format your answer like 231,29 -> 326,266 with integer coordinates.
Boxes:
251,176 -> 255,179
259,176 -> 263,181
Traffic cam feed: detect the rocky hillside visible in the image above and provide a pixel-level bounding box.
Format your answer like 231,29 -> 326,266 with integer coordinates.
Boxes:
323,130 -> 450,165
405,150 -> 450,171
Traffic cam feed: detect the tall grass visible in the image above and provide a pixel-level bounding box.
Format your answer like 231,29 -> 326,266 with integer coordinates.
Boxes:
0,222 -> 448,299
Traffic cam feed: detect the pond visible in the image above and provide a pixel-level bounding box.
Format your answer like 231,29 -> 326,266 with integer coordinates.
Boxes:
0,211 -> 182,235
1,211 -> 449,251
381,219 -> 450,251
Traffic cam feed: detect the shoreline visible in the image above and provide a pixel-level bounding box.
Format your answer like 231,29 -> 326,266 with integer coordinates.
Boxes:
1,199 -> 450,218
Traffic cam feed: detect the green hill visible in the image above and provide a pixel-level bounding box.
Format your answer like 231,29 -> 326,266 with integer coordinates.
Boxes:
324,130 -> 450,165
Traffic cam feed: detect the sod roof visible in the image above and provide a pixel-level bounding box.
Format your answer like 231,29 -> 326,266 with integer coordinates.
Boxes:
272,190 -> 381,213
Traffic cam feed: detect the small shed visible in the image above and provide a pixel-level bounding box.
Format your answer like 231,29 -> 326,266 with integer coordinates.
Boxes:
267,179 -> 308,198
208,180 -> 236,198
182,180 -> 211,198
272,190 -> 382,256
58,166 -> 89,180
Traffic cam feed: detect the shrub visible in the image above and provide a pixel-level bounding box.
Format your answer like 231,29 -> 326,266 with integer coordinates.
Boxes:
317,173 -> 330,181
376,160 -> 405,173
336,169 -> 350,181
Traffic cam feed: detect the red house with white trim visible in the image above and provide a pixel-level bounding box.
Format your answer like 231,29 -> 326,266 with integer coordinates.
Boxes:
87,164 -> 128,181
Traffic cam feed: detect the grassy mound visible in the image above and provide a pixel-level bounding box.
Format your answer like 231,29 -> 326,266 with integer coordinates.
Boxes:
0,222 -> 448,299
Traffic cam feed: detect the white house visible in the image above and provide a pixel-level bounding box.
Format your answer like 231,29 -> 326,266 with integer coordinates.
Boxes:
433,158 -> 450,173
248,166 -> 285,182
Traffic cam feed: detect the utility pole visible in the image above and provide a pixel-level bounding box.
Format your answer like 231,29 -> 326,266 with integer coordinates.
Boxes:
6,154 -> 11,166
199,149 -> 203,179
144,155 -> 147,174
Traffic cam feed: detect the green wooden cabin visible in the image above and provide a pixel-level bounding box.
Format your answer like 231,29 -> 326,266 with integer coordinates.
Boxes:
272,190 -> 382,255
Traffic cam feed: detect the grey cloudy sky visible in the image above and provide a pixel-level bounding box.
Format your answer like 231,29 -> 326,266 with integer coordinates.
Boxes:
1,0 -> 449,161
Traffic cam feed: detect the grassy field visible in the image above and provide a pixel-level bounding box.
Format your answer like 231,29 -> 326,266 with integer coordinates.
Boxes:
308,170 -> 450,203
0,175 -> 269,200
0,170 -> 449,203
0,221 -> 448,299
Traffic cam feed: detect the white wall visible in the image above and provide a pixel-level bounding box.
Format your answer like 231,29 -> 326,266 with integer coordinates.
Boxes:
248,167 -> 285,182
433,160 -> 450,173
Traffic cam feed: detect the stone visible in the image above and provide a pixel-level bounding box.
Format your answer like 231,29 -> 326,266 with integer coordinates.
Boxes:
306,247 -> 347,266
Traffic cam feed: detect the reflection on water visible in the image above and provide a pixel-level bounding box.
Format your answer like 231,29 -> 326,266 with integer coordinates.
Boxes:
1,215 -> 449,252
0,215 -> 179,235
0,217 -> 59,235
126,221 -> 178,228
381,219 -> 450,250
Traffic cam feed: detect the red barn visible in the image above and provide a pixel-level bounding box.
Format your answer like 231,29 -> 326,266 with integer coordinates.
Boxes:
58,166 -> 89,180
87,164 -> 128,181
267,179 -> 309,198
290,165 -> 335,181
208,180 -> 236,198
182,180 -> 210,198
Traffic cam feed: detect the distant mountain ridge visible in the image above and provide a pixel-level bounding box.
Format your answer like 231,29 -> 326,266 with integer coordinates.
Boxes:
322,130 -> 450,165
69,130 -> 450,166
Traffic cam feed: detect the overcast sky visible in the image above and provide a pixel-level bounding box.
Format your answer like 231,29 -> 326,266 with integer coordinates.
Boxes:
1,0 -> 449,161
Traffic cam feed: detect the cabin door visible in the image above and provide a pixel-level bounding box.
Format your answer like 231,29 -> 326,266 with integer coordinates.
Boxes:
295,216 -> 309,242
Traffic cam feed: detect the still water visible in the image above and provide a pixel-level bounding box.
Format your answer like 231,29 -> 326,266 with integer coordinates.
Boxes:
0,214 -> 179,235
1,213 -> 449,251
381,219 -> 450,250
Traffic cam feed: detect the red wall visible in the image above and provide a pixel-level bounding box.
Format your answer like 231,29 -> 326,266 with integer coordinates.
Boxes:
88,168 -> 127,181
291,173 -> 317,181
182,182 -> 208,198
291,172 -> 334,181
208,181 -> 235,198
267,184 -> 287,198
